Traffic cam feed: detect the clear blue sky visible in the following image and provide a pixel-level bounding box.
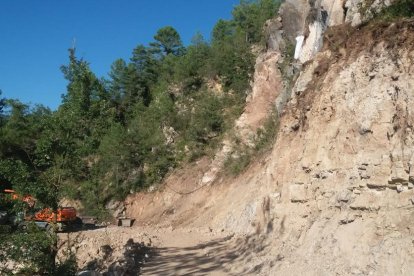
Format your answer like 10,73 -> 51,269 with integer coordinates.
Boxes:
0,0 -> 240,110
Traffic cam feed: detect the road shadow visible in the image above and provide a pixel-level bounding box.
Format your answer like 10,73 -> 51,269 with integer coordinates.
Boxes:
141,233 -> 270,275
61,229 -> 272,275
82,238 -> 152,276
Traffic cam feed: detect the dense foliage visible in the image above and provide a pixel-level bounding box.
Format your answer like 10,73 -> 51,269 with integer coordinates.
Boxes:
374,0 -> 414,20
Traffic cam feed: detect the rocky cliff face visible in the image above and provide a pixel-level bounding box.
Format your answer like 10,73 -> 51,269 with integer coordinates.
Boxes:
125,1 -> 414,275
279,0 -> 399,63
258,19 -> 414,275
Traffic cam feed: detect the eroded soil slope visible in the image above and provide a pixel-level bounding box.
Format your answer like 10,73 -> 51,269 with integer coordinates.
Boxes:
64,14 -> 414,276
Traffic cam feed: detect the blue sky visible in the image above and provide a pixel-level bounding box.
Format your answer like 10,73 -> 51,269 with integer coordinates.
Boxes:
0,0 -> 240,110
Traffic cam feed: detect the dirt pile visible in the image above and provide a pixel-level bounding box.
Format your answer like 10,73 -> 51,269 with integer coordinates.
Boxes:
59,227 -> 153,275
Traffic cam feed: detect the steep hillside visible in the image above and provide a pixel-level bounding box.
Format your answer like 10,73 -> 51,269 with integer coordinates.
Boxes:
63,1 -> 414,275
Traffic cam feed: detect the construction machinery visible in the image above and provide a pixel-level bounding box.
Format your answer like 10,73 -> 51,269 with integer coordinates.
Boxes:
1,189 -> 82,232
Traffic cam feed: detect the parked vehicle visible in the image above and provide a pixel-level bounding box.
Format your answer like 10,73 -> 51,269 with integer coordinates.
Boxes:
1,189 -> 82,232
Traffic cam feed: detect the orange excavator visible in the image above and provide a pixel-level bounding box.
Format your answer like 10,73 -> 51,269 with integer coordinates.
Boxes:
2,189 -> 82,232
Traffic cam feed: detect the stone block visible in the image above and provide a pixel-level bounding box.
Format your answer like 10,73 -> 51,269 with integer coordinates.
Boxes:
290,183 -> 308,203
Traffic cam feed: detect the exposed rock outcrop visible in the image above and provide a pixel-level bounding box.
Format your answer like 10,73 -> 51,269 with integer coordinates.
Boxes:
123,2 -> 414,275
200,26 -> 284,185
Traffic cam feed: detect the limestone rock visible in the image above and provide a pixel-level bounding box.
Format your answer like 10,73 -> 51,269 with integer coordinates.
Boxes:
339,213 -> 357,224
264,18 -> 285,51
299,21 -> 324,63
337,190 -> 352,203
321,0 -> 346,26
290,183 -> 309,203
106,200 -> 126,218
350,193 -> 381,211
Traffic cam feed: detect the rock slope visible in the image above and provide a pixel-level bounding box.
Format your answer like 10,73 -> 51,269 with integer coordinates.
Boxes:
72,1 -> 414,275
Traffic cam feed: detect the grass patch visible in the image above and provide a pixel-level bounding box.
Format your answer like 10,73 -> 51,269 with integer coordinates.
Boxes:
224,110 -> 279,176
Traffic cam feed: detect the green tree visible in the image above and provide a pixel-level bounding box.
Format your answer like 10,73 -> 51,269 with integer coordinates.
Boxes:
0,90 -> 5,119
108,59 -> 151,122
233,0 -> 281,43
0,101 -> 74,275
60,49 -> 93,115
212,19 -> 236,43
59,48 -> 112,156
174,32 -> 211,92
210,29 -> 254,94
0,225 -> 55,275
95,123 -> 142,200
0,100 -> 31,159
150,26 -> 185,57
131,44 -> 159,85
128,85 -> 176,185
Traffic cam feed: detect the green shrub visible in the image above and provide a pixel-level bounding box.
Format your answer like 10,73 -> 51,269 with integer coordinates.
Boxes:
373,0 -> 414,21
254,111 -> 279,152
224,150 -> 252,176
224,111 -> 279,176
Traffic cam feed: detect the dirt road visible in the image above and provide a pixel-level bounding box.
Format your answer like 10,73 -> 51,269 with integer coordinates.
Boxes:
141,229 -> 236,275
60,226 -> 267,275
